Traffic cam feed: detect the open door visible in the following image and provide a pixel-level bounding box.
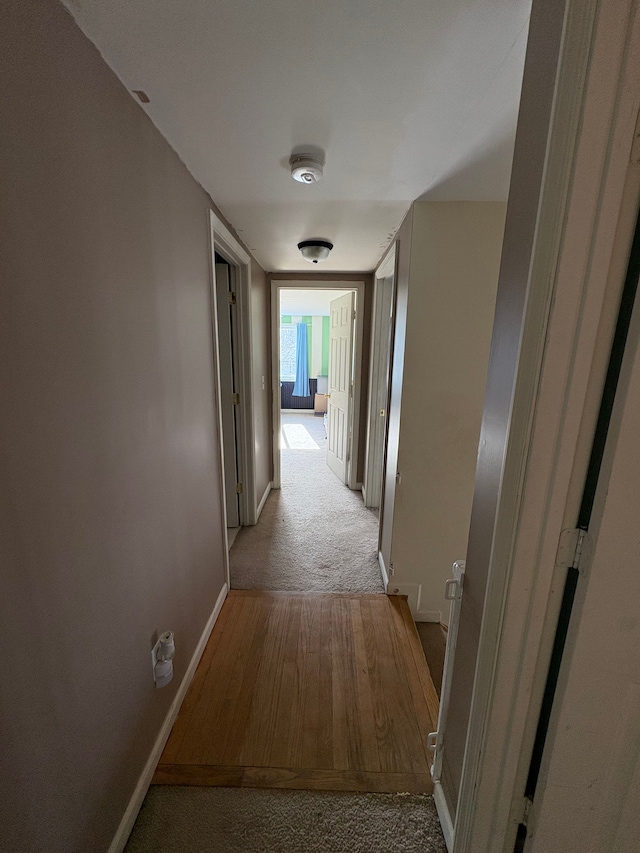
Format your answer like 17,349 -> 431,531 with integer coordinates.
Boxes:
215,262 -> 240,529
326,291 -> 355,484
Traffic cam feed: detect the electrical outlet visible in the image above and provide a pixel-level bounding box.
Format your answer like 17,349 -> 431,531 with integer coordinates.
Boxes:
151,638 -> 162,678
151,632 -> 175,687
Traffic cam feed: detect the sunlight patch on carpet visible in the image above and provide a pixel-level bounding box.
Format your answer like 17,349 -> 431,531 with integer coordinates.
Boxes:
281,422 -> 320,450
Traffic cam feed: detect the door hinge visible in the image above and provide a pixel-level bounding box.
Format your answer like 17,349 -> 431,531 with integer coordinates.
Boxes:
232,392 -> 240,405
631,108 -> 640,164
228,291 -> 236,305
555,528 -> 593,574
521,795 -> 534,828
353,309 -> 356,321
236,482 -> 243,494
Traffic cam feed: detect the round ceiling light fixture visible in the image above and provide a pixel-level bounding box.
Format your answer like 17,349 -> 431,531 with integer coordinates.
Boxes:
290,153 -> 324,184
297,239 -> 334,264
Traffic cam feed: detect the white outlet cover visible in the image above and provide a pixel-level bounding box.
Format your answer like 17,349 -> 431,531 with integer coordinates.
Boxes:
154,658 -> 173,688
151,638 -> 161,679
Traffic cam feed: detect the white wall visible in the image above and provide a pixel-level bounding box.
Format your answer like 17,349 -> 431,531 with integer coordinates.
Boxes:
388,201 -> 506,622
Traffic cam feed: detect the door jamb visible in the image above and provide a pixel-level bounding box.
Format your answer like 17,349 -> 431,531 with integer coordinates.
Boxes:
209,211 -> 257,533
270,279 -> 366,490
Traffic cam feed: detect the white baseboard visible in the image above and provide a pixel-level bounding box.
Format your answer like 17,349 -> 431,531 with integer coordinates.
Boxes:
433,780 -> 455,852
108,582 -> 228,853
256,480 -> 272,521
378,550 -> 389,587
226,526 -> 241,550
387,582 -> 421,616
415,610 -> 442,623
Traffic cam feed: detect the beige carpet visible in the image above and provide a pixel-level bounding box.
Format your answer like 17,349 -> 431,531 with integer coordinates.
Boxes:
230,413 -> 384,593
125,787 -> 447,853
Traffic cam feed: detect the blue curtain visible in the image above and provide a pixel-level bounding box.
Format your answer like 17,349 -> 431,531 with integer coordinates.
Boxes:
292,322 -> 309,397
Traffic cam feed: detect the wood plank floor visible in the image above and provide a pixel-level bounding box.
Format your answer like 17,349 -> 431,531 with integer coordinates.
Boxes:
153,591 -> 440,794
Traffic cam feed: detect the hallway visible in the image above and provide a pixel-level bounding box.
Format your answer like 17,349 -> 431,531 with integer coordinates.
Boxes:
230,413 -> 383,593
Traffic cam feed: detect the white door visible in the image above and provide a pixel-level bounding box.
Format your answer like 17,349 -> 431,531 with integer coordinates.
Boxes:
327,291 -> 354,483
215,263 -> 240,529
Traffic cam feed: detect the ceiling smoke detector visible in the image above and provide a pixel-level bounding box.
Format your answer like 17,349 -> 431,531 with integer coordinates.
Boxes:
298,240 -> 333,264
290,153 -> 324,184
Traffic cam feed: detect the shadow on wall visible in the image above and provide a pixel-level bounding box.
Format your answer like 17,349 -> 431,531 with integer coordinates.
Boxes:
418,132 -> 517,202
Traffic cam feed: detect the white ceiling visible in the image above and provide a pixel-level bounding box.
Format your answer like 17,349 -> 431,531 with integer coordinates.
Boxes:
280,289 -> 350,316
63,0 -> 531,273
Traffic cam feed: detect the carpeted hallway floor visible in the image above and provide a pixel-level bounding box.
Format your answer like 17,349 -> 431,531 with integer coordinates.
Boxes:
125,786 -> 447,853
230,412 -> 384,593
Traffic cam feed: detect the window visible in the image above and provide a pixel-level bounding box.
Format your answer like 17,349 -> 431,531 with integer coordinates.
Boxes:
280,324 -> 297,381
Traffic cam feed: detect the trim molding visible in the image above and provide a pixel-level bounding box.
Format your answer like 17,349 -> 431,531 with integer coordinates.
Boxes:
256,481 -> 272,521
375,243 -> 397,281
415,609 -> 441,623
433,781 -> 455,852
377,550 -> 389,587
108,582 -> 228,853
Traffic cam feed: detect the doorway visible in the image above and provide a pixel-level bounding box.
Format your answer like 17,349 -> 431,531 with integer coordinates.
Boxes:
279,288 -> 355,484
213,254 -> 241,541
271,280 -> 367,492
209,211 -> 257,571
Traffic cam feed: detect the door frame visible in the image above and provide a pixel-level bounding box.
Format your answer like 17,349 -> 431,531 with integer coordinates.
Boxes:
363,245 -> 397,508
213,261 -> 241,529
209,211 -> 257,551
270,278 -> 366,490
441,1 -> 640,850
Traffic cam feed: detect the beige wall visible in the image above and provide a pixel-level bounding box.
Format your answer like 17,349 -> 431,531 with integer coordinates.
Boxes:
0,2 -> 265,849
383,202 -> 505,620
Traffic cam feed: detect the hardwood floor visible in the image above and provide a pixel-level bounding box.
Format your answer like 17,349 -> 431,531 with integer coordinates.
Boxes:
153,591 -> 440,794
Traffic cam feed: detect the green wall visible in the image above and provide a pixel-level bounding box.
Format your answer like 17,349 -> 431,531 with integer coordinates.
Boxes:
321,315 -> 330,375
281,314 -> 329,379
